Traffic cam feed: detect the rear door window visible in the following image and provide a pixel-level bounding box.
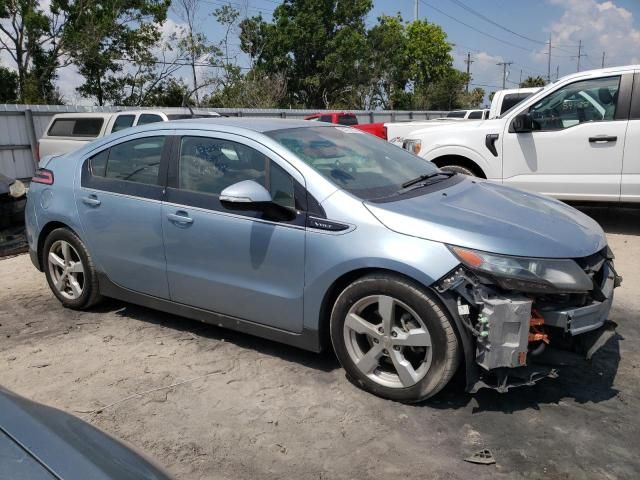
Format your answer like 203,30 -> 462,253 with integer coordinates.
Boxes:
468,110 -> 483,119
90,137 -> 165,185
319,115 -> 333,123
48,118 -> 104,137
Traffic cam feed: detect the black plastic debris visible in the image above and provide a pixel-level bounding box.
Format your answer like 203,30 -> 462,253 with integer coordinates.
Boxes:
464,448 -> 496,465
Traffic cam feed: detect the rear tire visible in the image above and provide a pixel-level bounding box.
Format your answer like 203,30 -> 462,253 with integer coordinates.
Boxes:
330,274 -> 459,403
43,228 -> 102,310
440,164 -> 476,177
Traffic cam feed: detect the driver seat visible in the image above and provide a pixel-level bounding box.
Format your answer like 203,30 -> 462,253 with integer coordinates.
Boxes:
598,87 -> 617,120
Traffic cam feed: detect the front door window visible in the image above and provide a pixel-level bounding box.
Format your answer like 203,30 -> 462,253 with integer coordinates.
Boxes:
529,76 -> 620,130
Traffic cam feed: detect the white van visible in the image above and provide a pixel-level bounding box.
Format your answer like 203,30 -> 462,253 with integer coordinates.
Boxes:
38,110 -> 219,160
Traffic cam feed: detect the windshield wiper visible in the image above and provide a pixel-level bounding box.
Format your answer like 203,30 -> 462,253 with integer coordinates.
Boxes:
401,171 -> 455,189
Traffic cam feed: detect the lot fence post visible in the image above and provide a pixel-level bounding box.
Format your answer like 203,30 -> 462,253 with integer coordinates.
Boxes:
24,109 -> 38,170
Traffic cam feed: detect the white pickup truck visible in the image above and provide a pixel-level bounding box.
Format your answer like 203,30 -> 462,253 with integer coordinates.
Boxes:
386,88 -> 539,147
402,66 -> 639,203
38,110 -> 219,160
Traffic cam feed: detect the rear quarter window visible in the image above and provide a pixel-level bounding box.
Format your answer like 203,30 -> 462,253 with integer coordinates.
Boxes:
136,114 -> 164,126
47,118 -> 104,137
500,93 -> 532,115
338,115 -> 358,126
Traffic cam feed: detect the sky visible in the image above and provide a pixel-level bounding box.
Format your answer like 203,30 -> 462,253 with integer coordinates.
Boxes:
4,0 -> 640,105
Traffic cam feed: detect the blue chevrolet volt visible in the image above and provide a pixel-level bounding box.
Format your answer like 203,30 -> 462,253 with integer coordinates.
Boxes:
26,118 -> 619,402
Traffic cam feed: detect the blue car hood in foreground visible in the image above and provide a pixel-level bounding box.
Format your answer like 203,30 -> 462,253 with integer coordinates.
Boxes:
0,387 -> 172,480
365,178 -> 606,259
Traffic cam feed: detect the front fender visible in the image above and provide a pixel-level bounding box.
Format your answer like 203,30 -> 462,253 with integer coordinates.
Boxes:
302,226 -> 460,334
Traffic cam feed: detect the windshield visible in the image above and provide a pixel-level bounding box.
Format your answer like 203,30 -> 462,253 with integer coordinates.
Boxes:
266,126 -> 439,201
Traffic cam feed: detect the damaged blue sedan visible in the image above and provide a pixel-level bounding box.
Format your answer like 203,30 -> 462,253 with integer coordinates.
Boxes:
25,118 -> 620,402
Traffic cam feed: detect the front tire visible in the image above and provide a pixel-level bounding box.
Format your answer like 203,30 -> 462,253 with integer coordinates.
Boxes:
440,164 -> 476,176
43,228 -> 102,309
330,274 -> 459,403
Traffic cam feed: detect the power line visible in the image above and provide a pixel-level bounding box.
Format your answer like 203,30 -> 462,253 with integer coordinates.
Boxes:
446,0 -> 545,45
419,0 -> 533,52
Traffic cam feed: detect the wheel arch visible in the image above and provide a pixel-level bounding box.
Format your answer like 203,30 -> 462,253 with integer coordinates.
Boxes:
431,154 -> 487,178
35,221 -> 80,270
317,267 -> 460,348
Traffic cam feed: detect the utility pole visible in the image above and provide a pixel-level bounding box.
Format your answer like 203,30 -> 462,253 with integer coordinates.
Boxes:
547,36 -> 552,83
576,40 -> 586,72
601,51 -> 606,68
464,52 -> 474,92
414,0 -> 419,21
497,61 -> 513,89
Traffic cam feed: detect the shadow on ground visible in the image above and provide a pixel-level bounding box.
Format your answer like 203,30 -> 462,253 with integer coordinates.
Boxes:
572,204 -> 640,235
97,298 -> 340,374
96,295 -> 623,414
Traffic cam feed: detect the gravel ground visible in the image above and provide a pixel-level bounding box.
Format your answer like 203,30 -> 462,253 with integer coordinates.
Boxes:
1,206 -> 639,480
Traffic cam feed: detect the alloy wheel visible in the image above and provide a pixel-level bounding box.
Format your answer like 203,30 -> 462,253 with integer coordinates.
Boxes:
47,240 -> 85,300
343,295 -> 433,389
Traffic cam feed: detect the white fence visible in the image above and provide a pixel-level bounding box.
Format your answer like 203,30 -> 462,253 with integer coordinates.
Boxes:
0,105 -> 447,179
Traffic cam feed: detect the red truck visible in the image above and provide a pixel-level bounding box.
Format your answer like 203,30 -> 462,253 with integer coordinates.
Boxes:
304,112 -> 386,139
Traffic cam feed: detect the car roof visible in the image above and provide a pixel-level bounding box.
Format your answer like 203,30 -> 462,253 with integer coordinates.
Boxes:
145,117 -> 317,133
50,112 -> 116,119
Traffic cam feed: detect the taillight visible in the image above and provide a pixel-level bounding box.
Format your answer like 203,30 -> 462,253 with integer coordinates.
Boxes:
383,126 -> 388,140
32,168 -> 54,185
35,142 -> 40,163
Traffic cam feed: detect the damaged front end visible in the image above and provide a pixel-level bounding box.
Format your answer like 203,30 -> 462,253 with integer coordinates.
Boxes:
435,245 -> 621,393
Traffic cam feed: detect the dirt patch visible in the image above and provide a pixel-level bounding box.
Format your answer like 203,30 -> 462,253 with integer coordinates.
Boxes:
1,210 -> 639,480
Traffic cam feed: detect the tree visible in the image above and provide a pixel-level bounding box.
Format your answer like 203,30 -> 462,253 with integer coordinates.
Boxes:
420,67 -> 470,110
460,87 -> 485,108
0,0 -> 58,102
241,0 -> 373,108
520,75 -> 546,88
60,0 -> 170,105
173,0 -> 215,106
145,77 -> 190,106
206,70 -> 287,108
364,14 -> 408,109
405,20 -> 452,88
0,66 -> 18,102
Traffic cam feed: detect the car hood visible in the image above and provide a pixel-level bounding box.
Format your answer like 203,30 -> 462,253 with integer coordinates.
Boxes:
364,178 -> 606,258
407,118 -> 501,139
0,387 -> 172,479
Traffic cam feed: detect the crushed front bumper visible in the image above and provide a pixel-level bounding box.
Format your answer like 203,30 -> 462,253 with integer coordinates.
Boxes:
436,256 -> 620,393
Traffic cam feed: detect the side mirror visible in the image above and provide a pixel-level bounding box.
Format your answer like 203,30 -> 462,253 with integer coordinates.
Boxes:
220,180 -> 272,206
512,112 -> 534,133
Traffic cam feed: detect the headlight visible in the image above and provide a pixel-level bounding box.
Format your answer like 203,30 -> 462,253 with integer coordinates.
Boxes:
448,245 -> 593,293
403,139 -> 421,155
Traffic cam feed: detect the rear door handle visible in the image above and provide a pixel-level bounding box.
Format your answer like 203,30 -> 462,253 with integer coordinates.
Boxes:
81,194 -> 101,207
589,135 -> 617,143
167,212 -> 193,225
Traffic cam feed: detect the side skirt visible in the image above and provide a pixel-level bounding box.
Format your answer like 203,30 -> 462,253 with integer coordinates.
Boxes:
97,273 -> 322,353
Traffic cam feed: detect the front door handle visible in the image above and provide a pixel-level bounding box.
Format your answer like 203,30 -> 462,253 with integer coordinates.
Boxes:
167,212 -> 193,225
81,194 -> 101,207
589,135 -> 617,143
